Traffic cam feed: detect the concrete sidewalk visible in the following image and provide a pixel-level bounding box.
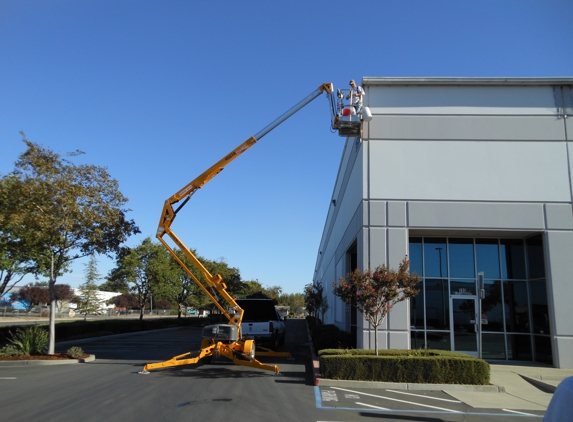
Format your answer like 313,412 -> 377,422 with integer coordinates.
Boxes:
318,362 -> 573,411
446,362 -> 573,411
309,320 -> 573,414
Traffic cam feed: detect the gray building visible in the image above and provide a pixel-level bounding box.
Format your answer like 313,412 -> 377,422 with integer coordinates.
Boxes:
314,77 -> 573,369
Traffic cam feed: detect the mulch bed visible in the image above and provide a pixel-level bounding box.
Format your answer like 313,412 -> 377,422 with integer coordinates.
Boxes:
0,353 -> 90,361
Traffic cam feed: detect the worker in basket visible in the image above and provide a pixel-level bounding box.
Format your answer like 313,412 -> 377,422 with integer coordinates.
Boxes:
346,79 -> 365,115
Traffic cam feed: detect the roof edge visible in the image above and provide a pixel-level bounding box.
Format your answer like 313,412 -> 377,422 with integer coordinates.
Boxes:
362,77 -> 573,86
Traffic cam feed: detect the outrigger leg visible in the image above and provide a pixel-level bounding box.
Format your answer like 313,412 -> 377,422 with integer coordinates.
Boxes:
139,339 -> 290,375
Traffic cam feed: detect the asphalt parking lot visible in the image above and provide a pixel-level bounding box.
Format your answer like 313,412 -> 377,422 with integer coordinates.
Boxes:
0,319 -> 548,421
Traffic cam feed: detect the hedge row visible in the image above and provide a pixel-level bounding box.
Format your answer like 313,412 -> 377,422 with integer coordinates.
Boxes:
0,316 -> 217,346
319,349 -> 490,385
318,348 -> 465,357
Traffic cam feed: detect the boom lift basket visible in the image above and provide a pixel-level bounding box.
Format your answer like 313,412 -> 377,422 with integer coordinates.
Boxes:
330,88 -> 371,138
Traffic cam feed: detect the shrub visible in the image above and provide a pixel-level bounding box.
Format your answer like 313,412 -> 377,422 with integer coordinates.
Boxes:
0,344 -> 25,357
66,346 -> 85,359
8,326 -> 49,355
306,316 -> 322,331
318,350 -> 490,385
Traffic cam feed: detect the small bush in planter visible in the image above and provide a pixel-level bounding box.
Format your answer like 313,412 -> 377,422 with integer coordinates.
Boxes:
0,344 -> 25,357
8,326 -> 49,355
66,346 -> 85,359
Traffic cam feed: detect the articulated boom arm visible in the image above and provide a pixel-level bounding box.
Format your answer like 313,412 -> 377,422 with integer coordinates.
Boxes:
143,83 -> 333,375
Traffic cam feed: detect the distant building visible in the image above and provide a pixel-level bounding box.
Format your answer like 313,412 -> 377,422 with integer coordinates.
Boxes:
315,77 -> 573,369
0,292 -> 26,310
71,289 -> 121,313
0,286 -> 120,314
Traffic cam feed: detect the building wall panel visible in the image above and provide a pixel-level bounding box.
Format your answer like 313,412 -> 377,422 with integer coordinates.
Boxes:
554,338 -> 573,369
369,141 -> 571,202
369,200 -> 387,226
387,201 -> 407,226
367,85 -> 558,116
545,231 -> 573,336
545,204 -> 573,230
388,331 -> 410,349
408,202 -> 544,230
368,227 -> 386,269
386,300 -> 410,331
369,115 -> 565,141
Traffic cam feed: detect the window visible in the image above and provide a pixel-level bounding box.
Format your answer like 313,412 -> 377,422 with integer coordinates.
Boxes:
409,237 -> 423,276
504,281 -> 530,333
526,235 -> 545,279
482,280 -> 504,332
424,238 -> 447,278
424,279 -> 449,330
408,235 -> 550,363
476,239 -> 500,279
529,280 -> 549,334
410,280 -> 424,329
448,238 -> 475,278
500,239 -> 526,280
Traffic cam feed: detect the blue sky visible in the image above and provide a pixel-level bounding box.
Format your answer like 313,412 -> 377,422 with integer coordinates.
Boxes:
1,1 -> 572,294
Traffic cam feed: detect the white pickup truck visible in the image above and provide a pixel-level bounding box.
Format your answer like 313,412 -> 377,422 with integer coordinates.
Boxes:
236,298 -> 286,348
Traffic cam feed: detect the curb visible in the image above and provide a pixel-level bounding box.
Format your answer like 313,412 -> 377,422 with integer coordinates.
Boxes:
0,354 -> 96,367
306,322 -> 320,386
317,378 -> 504,392
306,322 -> 503,393
520,374 -> 560,393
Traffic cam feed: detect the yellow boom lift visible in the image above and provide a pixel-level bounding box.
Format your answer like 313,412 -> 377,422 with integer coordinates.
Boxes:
140,83 -> 372,374
140,82 -> 369,375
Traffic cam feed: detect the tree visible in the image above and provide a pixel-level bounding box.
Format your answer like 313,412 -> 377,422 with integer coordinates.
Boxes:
203,258 -> 244,302
278,292 -> 305,317
75,255 -> 103,320
241,280 -> 265,298
163,249 -> 204,318
304,282 -> 328,321
108,293 -> 139,310
186,256 -> 246,314
333,257 -> 419,355
10,284 -> 49,313
4,136 -> 139,353
153,299 -> 172,310
109,238 -> 174,320
98,274 -> 129,294
53,284 -> 74,315
0,174 -> 43,295
264,285 -> 283,303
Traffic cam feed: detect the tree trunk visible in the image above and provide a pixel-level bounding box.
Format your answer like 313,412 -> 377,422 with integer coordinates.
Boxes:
374,323 -> 378,356
47,252 -> 56,355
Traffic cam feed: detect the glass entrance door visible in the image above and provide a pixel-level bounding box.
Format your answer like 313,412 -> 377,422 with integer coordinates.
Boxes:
451,297 -> 478,356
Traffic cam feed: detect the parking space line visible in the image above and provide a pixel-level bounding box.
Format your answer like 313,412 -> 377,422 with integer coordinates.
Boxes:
331,387 -> 462,413
356,401 -> 390,410
385,389 -> 462,403
314,387 -> 544,418
503,409 -> 539,417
